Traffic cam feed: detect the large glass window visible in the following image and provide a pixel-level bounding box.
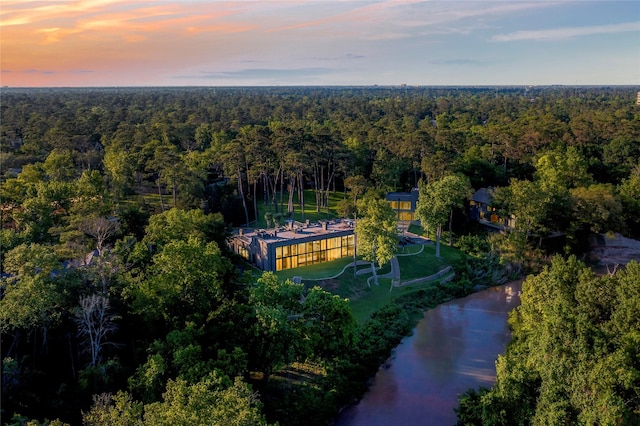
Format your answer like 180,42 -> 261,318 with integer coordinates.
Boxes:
236,246 -> 249,260
399,211 -> 413,221
274,234 -> 355,271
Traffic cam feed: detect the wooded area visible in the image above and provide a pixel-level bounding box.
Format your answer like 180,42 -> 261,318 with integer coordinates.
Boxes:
456,257 -> 640,425
1,86 -> 639,425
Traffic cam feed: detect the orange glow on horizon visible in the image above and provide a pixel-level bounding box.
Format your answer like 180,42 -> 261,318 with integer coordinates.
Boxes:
0,0 -> 260,86
1,1 -> 636,87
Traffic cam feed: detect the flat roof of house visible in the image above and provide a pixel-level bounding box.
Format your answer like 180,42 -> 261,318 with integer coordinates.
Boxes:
234,220 -> 354,244
386,189 -> 419,200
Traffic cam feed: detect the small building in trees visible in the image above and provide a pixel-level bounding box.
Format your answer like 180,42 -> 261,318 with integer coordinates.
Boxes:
469,187 -> 495,221
229,220 -> 355,271
469,187 -> 514,229
385,189 -> 419,222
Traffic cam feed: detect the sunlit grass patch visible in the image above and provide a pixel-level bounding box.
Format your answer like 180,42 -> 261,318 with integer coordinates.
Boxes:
271,241 -> 465,324
275,256 -> 359,281
271,361 -> 327,387
253,189 -> 345,229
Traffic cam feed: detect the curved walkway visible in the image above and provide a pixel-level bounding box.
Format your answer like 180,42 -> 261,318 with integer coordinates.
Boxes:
396,244 -> 425,257
395,266 -> 453,287
296,243 -> 452,289
300,260 -> 371,281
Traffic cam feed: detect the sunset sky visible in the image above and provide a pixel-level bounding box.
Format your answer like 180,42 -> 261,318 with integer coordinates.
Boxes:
2,0 -> 639,87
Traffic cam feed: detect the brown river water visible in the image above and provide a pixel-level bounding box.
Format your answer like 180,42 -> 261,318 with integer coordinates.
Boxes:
336,281 -> 523,426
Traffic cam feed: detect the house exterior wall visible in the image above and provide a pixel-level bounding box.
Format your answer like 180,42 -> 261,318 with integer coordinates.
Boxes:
229,222 -> 355,272
386,189 -> 419,222
270,232 -> 354,271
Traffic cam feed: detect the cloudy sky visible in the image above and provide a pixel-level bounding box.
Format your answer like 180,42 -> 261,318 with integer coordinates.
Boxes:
2,0 -> 639,87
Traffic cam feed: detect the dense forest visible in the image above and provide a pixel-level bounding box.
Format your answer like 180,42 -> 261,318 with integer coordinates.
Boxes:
1,86 -> 639,425
456,257 -> 640,425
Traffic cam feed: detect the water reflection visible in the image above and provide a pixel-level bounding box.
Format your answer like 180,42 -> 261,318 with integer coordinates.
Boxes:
336,281 -> 522,426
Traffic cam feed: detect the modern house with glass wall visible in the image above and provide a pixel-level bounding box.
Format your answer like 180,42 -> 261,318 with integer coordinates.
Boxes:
229,220 -> 355,272
385,189 -> 419,222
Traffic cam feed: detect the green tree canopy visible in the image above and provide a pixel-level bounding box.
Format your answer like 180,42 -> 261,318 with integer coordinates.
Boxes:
302,286 -> 356,360
132,237 -> 233,327
84,372 -> 268,426
14,180 -> 73,243
103,145 -> 135,200
618,165 -> 640,237
0,244 -> 64,333
343,175 -> 369,208
144,373 -> 268,426
492,178 -> 571,241
457,257 -> 640,425
570,184 -> 624,234
247,272 -> 304,380
142,208 -> 227,252
534,146 -> 592,190
355,194 -> 398,268
43,149 -> 75,182
416,174 -> 471,257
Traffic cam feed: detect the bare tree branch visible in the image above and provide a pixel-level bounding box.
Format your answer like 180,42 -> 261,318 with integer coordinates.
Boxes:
75,294 -> 118,367
79,217 -> 120,256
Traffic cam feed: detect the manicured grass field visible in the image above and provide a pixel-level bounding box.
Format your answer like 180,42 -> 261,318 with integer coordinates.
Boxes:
347,244 -> 463,322
252,189 -> 346,229
348,277 -> 451,323
397,244 -> 463,280
275,256 -> 359,281
271,241 -> 465,324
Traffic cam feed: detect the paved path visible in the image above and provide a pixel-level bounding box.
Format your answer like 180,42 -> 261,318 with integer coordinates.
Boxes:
301,260 -> 370,281
377,256 -> 400,280
298,236 -> 448,290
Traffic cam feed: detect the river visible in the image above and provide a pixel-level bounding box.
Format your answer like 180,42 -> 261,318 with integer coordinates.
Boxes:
336,281 -> 523,426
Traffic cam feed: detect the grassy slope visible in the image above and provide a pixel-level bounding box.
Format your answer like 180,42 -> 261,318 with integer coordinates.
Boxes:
350,244 -> 464,322
274,241 -> 465,324
253,189 -> 345,229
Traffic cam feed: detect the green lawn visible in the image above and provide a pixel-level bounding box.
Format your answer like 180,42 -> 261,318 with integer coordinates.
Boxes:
349,277 -> 452,323
275,256 -> 360,281
119,193 -> 164,213
271,241 -> 464,323
397,244 -> 464,280
253,189 -> 346,229
407,223 -> 424,235
348,244 -> 463,322
396,243 -> 424,255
